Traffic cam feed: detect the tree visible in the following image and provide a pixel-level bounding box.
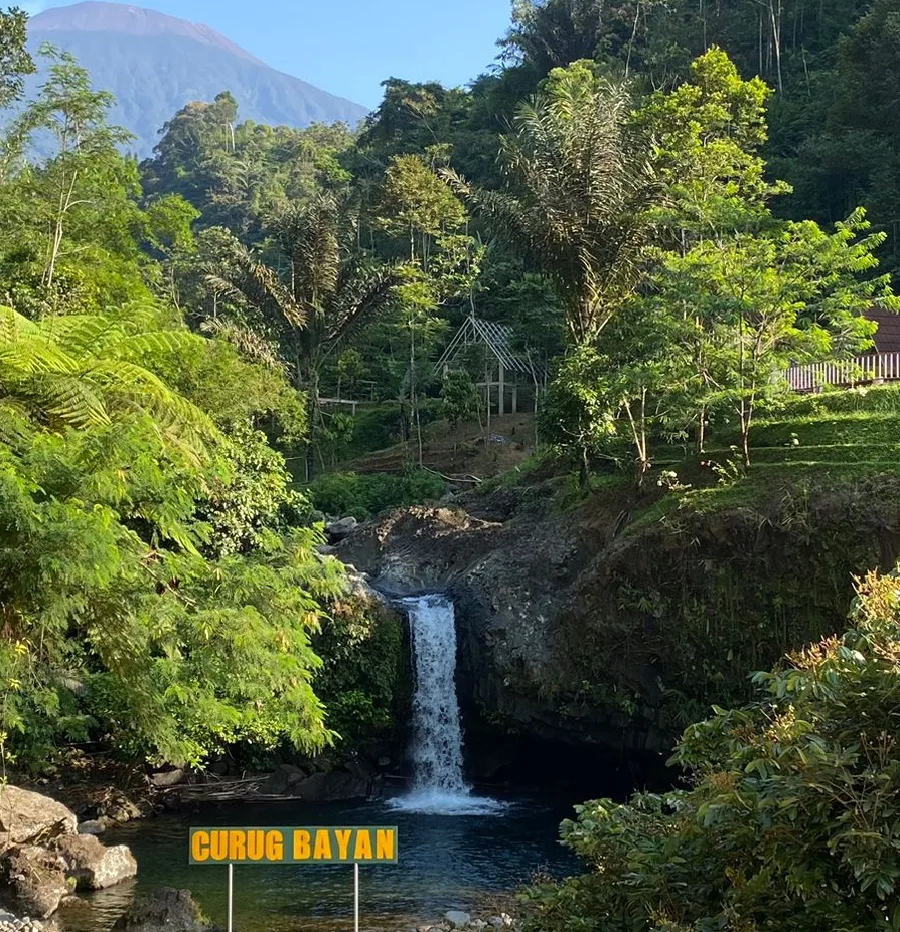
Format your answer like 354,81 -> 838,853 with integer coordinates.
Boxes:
526,567 -> 900,932
17,46 -> 134,290
636,47 -> 782,241
377,152 -> 467,268
374,149 -> 479,463
446,60 -> 659,347
205,192 -> 397,477
0,303 -> 214,454
0,8 -> 34,110
440,370 -> 479,430
0,45 -> 156,316
0,299 -> 346,769
657,210 -> 894,466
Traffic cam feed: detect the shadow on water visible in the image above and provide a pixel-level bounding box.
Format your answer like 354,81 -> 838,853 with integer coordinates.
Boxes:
58,795 -> 582,932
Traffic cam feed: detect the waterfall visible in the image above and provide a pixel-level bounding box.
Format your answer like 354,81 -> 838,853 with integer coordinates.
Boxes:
406,594 -> 468,794
391,594 -> 504,815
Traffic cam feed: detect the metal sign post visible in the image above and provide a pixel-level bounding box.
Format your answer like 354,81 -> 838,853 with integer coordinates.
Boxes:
354,862 -> 359,932
227,863 -> 234,932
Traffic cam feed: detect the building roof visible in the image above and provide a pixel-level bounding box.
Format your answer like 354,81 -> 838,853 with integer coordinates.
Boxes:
436,316 -> 542,376
868,308 -> 900,354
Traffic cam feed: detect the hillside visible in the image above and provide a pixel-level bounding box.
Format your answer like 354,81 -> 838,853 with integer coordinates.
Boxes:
26,2 -> 368,157
338,385 -> 900,762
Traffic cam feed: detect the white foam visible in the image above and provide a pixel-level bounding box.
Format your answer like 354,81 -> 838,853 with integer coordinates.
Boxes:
387,791 -> 508,816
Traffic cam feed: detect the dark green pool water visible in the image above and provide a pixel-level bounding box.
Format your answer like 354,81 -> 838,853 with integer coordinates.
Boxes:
57,794 -> 580,932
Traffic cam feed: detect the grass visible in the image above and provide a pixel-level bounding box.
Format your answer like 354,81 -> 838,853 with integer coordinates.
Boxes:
484,384 -> 900,526
644,385 -> 900,520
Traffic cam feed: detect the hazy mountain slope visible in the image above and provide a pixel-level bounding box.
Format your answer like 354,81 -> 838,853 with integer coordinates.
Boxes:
27,3 -> 368,157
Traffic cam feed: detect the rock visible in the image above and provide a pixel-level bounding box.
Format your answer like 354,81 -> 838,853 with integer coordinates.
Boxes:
103,796 -> 141,825
445,912 -> 471,928
472,921 -> 488,930
325,516 -> 358,542
0,845 -> 70,918
260,763 -> 309,795
293,770 -> 370,802
149,769 -> 185,788
112,888 -> 215,932
77,821 -> 105,836
51,834 -> 137,890
0,788 -> 77,855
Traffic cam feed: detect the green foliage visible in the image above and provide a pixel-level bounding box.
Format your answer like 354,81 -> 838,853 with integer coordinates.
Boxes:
440,371 -> 480,429
526,569 -> 900,931
0,299 -> 340,768
199,421 -> 309,557
0,8 -> 34,111
141,91 -> 355,240
636,47 -> 782,235
201,191 -> 399,477
312,593 -> 408,746
305,468 -> 446,519
446,61 -> 659,346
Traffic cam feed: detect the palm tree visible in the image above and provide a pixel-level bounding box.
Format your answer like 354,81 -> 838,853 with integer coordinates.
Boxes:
206,191 -> 398,478
445,64 -> 659,347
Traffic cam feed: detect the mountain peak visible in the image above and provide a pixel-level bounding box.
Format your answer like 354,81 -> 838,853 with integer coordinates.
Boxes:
30,2 -> 265,65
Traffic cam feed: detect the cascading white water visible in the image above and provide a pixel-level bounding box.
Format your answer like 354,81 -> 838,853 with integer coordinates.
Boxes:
391,594 -> 504,815
406,594 -> 468,794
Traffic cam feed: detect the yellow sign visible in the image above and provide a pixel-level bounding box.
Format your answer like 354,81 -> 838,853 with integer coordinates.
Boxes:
189,826 -> 398,865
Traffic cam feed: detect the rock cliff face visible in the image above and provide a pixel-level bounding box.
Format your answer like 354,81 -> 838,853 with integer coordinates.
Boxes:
338,476 -> 900,779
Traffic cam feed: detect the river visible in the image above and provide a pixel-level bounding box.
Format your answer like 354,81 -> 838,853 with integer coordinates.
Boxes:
57,794 -> 581,932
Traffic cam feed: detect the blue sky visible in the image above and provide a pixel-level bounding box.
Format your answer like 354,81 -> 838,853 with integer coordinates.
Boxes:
23,0 -> 515,108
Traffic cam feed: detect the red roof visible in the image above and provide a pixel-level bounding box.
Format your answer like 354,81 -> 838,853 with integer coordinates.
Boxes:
867,308 -> 900,354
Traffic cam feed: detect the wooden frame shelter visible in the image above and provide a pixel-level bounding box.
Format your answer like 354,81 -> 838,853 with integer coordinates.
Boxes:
436,315 -> 545,415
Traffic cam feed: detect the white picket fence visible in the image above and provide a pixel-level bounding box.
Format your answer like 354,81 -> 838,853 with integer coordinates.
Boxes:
784,353 -> 900,393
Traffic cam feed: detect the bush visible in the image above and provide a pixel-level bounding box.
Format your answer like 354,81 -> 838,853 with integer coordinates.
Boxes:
312,593 -> 409,748
305,468 -> 446,519
526,568 -> 900,932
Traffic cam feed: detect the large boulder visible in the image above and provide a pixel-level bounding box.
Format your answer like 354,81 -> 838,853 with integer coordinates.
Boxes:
51,834 -> 137,890
0,845 -> 70,918
326,516 -> 358,543
112,888 -> 216,932
294,770 -> 370,801
0,787 -> 77,854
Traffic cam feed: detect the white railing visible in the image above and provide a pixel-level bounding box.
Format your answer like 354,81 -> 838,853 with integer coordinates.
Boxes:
784,353 -> 900,392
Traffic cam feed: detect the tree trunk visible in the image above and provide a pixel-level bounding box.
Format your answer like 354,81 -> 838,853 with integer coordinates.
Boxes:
44,170 -> 78,289
305,367 -> 319,482
579,446 -> 590,489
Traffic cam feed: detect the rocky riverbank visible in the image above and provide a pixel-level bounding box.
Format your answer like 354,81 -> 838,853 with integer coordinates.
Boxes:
0,786 -> 137,922
0,910 -> 52,932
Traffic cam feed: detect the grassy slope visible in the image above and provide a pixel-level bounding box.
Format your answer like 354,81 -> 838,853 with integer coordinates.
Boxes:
637,385 -> 900,523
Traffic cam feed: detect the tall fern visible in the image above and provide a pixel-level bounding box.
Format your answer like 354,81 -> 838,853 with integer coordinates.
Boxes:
0,305 -> 217,450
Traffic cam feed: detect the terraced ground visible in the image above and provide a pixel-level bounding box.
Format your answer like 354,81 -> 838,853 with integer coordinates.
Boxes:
648,385 -> 900,517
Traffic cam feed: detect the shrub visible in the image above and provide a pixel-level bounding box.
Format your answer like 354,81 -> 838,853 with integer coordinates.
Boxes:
305,468 -> 446,519
526,568 -> 900,932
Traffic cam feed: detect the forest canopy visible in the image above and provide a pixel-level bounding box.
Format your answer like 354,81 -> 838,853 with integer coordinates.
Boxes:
0,0 -> 897,784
